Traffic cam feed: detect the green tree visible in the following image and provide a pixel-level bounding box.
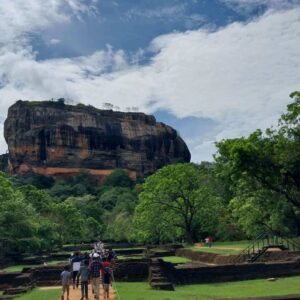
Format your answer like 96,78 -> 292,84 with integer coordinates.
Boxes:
18,185 -> 54,213
49,173 -> 101,199
0,173 -> 40,257
104,169 -> 134,188
133,163 -> 223,244
215,92 -> 300,236
50,202 -> 85,244
101,187 -> 137,241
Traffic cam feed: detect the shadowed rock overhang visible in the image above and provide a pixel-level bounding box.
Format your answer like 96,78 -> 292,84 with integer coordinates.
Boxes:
4,100 -> 191,180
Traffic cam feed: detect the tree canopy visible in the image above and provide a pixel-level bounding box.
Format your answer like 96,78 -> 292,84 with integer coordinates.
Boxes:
215,91 -> 300,236
133,163 -> 224,243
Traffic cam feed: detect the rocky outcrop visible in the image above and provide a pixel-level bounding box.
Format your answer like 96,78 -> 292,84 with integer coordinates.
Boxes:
4,100 -> 190,180
0,154 -> 8,172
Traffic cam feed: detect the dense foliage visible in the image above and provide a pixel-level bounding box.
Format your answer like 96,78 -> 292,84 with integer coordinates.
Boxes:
1,92 -> 300,257
0,169 -> 137,260
215,92 -> 300,236
133,163 -> 226,243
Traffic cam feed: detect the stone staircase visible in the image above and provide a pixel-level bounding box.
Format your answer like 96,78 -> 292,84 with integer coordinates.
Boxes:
149,258 -> 174,291
246,245 -> 288,263
235,233 -> 300,263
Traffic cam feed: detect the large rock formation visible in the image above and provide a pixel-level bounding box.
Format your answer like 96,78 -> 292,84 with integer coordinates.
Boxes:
4,100 -> 190,180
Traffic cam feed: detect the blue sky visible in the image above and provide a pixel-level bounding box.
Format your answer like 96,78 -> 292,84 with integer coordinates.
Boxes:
35,0 -> 244,60
0,0 -> 299,162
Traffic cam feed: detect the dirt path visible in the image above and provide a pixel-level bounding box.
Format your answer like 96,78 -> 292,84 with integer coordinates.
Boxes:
67,283 -> 116,300
42,283 -> 116,300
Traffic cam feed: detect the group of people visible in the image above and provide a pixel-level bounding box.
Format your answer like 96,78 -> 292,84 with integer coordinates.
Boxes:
60,241 -> 117,300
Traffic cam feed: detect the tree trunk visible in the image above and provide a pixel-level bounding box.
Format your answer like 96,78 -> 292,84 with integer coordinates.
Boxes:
185,230 -> 195,245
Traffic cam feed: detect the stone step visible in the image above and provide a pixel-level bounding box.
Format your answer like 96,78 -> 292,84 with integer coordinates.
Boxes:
150,271 -> 163,275
151,276 -> 168,283
12,273 -> 33,287
151,262 -> 161,266
150,282 -> 175,291
150,270 -> 164,274
150,266 -> 161,270
4,286 -> 33,295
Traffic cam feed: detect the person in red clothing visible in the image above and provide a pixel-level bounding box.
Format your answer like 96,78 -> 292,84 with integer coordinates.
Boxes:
101,257 -> 111,299
101,257 -> 110,276
207,235 -> 214,247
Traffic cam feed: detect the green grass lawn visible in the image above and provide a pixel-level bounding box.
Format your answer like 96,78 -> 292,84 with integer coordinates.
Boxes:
2,260 -> 67,273
115,247 -> 145,252
115,276 -> 300,300
162,256 -> 191,264
11,276 -> 300,300
187,238 -> 300,256
117,255 -> 145,260
187,240 -> 251,255
3,265 -> 35,273
47,260 -> 68,266
17,288 -> 61,300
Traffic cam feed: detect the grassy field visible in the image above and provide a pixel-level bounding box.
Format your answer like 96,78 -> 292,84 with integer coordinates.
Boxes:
47,260 -> 69,266
3,265 -> 35,273
17,288 -> 61,300
2,260 -> 67,273
187,240 -> 251,255
117,255 -> 145,260
115,247 -> 145,251
13,276 -> 300,300
115,276 -> 300,300
187,238 -> 300,256
162,256 -> 191,264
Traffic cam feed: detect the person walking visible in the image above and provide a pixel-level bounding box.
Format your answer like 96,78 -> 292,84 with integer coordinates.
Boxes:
90,253 -> 102,300
77,260 -> 90,300
101,257 -> 112,299
71,252 -> 82,289
60,265 -> 71,300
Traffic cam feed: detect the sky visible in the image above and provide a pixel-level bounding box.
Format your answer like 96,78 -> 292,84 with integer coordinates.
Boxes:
0,0 -> 299,162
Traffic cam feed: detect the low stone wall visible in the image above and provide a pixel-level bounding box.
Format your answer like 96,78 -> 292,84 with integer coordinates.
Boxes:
105,243 -> 143,249
145,250 -> 176,258
168,261 -> 300,284
116,249 -> 144,256
176,248 -> 237,264
32,266 -> 62,286
4,254 -> 300,290
62,244 -> 93,252
157,244 -> 183,251
259,251 -> 300,262
28,259 -> 151,285
152,250 -> 176,257
176,249 -> 300,265
0,273 -> 20,288
113,259 -> 150,281
12,273 -> 33,287
49,253 -> 70,260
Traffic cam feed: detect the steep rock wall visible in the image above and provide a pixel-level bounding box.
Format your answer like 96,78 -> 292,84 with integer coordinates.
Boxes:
4,100 -> 191,179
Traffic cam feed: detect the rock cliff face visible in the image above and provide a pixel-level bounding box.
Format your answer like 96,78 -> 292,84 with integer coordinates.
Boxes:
4,100 -> 191,180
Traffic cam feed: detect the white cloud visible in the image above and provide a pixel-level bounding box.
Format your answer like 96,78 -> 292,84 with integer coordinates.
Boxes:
0,4 -> 299,162
220,0 -> 299,13
0,0 -> 98,45
49,39 -> 61,45
125,4 -> 187,21
123,4 -> 206,29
